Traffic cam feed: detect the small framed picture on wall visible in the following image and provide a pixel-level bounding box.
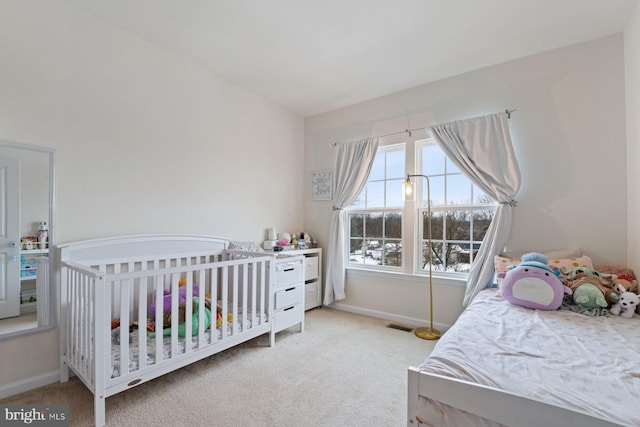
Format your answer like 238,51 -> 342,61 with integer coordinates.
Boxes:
312,169 -> 333,201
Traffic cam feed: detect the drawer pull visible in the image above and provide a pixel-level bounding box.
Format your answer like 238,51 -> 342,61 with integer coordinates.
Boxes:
285,287 -> 295,292
284,306 -> 294,312
283,268 -> 294,272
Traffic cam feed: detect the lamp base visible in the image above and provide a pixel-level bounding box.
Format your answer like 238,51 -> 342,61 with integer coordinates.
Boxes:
414,326 -> 442,340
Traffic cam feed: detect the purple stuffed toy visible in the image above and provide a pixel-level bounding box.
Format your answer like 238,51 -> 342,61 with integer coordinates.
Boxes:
501,252 -> 572,310
148,283 -> 199,314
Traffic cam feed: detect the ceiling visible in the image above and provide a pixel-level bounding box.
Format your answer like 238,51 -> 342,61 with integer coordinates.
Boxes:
63,0 -> 638,117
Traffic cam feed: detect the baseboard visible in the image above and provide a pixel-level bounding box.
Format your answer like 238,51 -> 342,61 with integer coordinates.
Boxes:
329,302 -> 450,332
0,370 -> 59,400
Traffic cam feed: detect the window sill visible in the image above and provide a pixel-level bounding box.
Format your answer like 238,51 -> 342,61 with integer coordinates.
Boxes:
346,266 -> 467,287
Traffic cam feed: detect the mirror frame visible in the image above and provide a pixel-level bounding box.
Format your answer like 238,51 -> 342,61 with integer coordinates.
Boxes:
0,139 -> 55,340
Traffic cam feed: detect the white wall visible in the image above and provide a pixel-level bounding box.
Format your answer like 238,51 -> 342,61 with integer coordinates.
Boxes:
305,35 -> 628,329
0,0 -> 303,391
626,3 -> 640,273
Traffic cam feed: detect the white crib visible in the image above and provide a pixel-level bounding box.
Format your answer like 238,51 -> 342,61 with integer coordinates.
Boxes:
59,234 -> 275,427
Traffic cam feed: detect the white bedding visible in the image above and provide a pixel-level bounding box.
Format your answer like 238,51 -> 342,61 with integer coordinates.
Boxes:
111,313 -> 267,378
417,289 -> 640,427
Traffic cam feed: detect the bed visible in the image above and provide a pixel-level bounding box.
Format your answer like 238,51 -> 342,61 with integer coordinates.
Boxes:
407,289 -> 640,427
59,234 -> 276,427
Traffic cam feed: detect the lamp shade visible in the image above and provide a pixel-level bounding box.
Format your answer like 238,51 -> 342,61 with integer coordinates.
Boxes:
403,179 -> 416,201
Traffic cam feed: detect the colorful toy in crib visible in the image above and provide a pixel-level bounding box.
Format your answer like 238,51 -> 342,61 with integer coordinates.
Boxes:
148,297 -> 212,338
110,318 -> 137,344
609,283 -> 640,318
216,312 -> 233,328
501,252 -> 572,310
148,278 -> 199,314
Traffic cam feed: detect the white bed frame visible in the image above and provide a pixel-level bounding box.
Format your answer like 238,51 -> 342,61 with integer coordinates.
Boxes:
59,234 -> 275,427
407,361 -> 623,426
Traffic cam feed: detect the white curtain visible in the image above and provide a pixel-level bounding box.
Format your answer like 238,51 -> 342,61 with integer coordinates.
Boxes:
429,112 -> 521,306
324,137 -> 379,305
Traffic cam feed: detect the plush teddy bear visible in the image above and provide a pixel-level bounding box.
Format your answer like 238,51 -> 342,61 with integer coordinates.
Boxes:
611,274 -> 638,294
609,284 -> 640,318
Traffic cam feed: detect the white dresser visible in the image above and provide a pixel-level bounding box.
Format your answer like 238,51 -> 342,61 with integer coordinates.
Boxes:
274,248 -> 322,311
270,255 -> 305,345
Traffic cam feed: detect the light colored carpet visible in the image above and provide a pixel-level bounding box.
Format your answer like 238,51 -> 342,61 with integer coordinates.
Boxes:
1,307 -> 436,426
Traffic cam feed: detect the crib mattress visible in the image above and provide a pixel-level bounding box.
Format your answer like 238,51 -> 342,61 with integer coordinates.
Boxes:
111,313 -> 267,378
416,289 -> 640,427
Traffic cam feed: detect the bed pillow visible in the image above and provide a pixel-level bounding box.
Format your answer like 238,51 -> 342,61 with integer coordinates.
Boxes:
546,255 -> 593,274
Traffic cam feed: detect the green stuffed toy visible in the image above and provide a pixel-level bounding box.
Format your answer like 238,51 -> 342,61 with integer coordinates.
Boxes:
572,282 -> 608,308
565,275 -> 620,307
149,297 -> 211,338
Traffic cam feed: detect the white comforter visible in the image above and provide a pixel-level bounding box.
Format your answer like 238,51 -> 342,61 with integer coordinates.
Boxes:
417,289 -> 640,427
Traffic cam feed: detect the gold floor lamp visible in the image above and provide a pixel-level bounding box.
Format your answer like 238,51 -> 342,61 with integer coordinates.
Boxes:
404,174 -> 442,340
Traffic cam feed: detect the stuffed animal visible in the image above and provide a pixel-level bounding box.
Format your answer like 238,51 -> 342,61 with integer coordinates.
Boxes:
215,312 -> 233,328
148,282 -> 199,314
571,282 -> 608,309
609,284 -> 640,318
560,266 -> 605,282
148,289 -> 185,314
565,275 -> 619,307
111,319 -> 136,344
501,252 -> 572,310
149,297 -> 212,337
611,274 -> 638,294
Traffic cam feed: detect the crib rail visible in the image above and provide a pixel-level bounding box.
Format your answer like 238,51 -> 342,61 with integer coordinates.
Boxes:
60,250 -> 273,394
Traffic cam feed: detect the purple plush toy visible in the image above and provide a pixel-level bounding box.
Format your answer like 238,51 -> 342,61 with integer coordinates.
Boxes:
501,252 -> 572,310
148,284 -> 199,314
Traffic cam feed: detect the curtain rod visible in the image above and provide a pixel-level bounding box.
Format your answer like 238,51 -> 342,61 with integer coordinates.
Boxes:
330,109 -> 516,147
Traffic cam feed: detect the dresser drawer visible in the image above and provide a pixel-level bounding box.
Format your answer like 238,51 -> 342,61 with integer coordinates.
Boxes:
274,259 -> 304,288
305,282 -> 319,309
275,285 -> 304,309
274,304 -> 304,331
304,256 -> 319,281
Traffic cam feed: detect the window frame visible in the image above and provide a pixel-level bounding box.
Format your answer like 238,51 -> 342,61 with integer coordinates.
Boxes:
413,139 -> 497,279
344,131 -> 497,279
345,143 -> 406,272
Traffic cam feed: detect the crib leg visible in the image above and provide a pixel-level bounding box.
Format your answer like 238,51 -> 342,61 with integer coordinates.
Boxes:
270,331 -> 275,347
95,395 -> 106,427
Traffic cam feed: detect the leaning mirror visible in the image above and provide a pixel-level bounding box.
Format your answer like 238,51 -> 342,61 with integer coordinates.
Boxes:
0,139 -> 55,340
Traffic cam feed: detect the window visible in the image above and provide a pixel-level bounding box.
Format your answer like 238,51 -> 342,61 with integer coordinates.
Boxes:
416,140 -> 496,275
345,137 -> 497,277
347,144 -> 405,268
